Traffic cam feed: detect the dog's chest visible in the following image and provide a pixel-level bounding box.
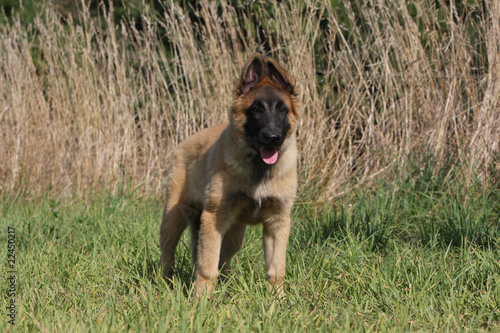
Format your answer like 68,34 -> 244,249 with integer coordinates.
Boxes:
232,192 -> 280,225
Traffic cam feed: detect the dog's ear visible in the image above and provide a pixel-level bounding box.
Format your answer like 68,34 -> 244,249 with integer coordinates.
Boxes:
264,57 -> 296,95
238,53 -> 264,95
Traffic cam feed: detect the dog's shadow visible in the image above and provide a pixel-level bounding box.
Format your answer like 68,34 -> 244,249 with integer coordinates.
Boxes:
134,248 -> 195,296
136,255 -> 256,299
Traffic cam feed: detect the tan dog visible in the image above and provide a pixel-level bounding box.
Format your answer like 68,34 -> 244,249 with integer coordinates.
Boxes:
160,53 -> 300,296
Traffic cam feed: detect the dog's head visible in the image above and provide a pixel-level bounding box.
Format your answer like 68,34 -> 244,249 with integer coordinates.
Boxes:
231,53 -> 300,165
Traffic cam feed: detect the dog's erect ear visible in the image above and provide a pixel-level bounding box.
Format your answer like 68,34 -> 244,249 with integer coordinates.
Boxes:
239,53 -> 264,95
264,57 -> 296,95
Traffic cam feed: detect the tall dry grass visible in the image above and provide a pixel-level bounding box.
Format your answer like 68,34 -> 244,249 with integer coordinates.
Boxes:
0,0 -> 498,199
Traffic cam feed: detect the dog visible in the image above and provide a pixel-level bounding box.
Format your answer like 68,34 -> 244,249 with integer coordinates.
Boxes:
159,53 -> 300,297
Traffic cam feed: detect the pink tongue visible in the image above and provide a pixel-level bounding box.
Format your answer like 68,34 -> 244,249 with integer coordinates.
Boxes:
260,147 -> 279,165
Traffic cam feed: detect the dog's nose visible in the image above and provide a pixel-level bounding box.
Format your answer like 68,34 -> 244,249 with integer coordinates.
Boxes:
261,132 -> 282,145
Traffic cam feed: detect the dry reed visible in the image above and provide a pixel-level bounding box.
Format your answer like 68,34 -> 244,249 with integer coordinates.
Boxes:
0,0 -> 498,199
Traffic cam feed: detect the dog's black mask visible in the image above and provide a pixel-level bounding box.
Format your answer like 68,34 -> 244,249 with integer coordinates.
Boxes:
244,87 -> 291,165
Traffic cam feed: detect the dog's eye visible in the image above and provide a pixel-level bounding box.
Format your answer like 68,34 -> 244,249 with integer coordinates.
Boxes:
279,105 -> 288,113
250,105 -> 260,114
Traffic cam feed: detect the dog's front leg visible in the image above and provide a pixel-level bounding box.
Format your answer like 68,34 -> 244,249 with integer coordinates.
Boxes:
195,210 -> 224,297
262,216 -> 291,297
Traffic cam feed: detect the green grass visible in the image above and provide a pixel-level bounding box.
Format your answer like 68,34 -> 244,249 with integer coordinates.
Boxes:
1,171 -> 500,331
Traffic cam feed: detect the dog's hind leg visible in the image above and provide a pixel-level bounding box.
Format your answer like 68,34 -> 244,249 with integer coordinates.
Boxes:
159,204 -> 189,277
218,223 -> 247,276
189,209 -> 202,270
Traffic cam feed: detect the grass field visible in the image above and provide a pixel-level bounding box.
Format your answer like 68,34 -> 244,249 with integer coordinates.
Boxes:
1,166 -> 499,331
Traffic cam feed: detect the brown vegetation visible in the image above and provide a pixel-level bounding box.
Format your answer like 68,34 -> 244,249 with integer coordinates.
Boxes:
0,0 -> 498,199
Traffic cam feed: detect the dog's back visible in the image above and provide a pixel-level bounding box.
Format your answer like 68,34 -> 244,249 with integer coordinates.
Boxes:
165,123 -> 228,207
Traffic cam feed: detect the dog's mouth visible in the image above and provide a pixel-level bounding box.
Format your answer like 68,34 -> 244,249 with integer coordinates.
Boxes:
259,146 -> 279,165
